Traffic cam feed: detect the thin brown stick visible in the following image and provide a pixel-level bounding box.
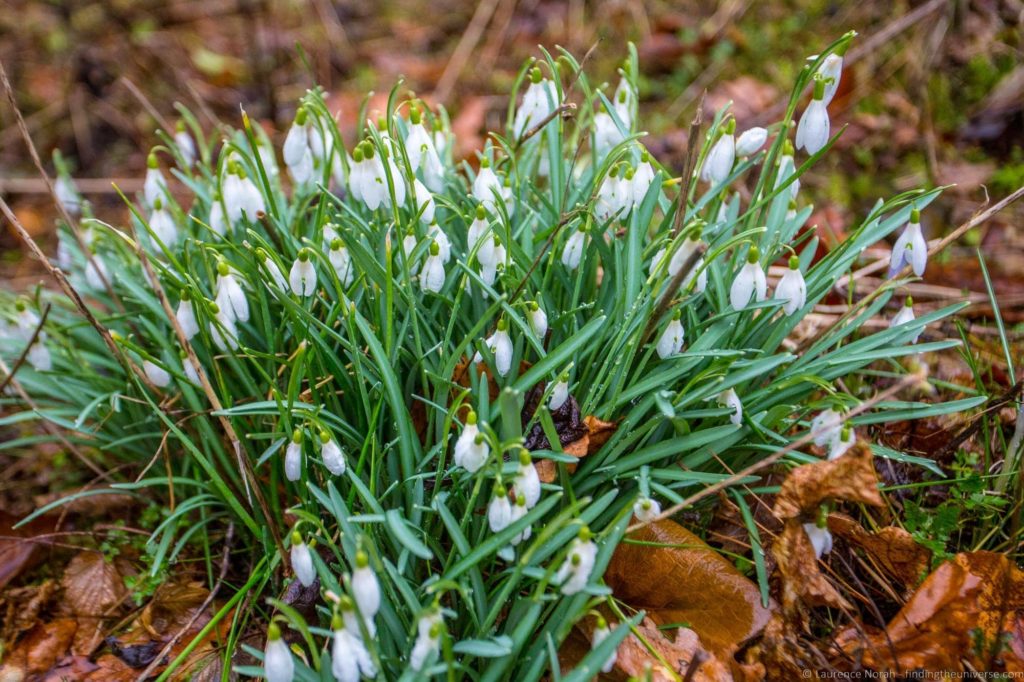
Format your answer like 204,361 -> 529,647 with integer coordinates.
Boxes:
670,93 -> 705,240
433,0 -> 502,103
134,523 -> 235,682
120,76 -> 174,136
514,103 -> 577,148
0,304 -> 50,396
628,371 -> 923,532
681,651 -> 707,682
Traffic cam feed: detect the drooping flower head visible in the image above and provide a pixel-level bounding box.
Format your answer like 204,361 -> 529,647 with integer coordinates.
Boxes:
796,77 -> 830,155
454,410 -> 489,472
290,530 -> 316,587
730,246 -> 767,310
774,255 -> 807,315
700,119 -> 736,186
889,208 -> 927,278
263,623 -> 294,682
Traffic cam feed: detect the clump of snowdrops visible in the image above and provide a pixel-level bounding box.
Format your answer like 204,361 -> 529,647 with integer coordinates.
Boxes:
0,35 -> 982,680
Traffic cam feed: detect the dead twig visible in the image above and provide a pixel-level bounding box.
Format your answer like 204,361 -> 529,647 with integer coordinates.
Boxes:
0,303 -> 50,396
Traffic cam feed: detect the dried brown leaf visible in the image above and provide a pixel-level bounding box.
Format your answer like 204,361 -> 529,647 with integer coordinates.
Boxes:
773,442 -> 883,520
827,513 -> 931,588
61,552 -> 127,655
614,617 -> 734,682
605,519 -> 771,657
836,551 -> 1024,673
774,519 -> 851,615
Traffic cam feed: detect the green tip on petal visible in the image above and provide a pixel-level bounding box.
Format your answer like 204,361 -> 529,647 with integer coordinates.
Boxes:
291,428 -> 302,444
331,237 -> 343,250
217,260 -> 229,276
905,296 -> 914,307
788,255 -> 800,270
724,119 -> 736,135
267,623 -> 282,640
747,246 -> 760,264
295,106 -> 307,125
493,483 -> 507,497
175,120 -> 186,132
475,204 -> 487,220
410,105 -> 421,125
352,147 -> 364,163
466,410 -> 477,425
782,139 -> 795,156
519,449 -> 531,466
529,66 -> 543,84
147,152 -> 158,169
596,616 -> 608,629
331,614 -> 344,630
497,318 -> 509,331
429,241 -> 440,256
355,550 -> 369,568
291,530 -> 302,545
298,248 -> 310,262
480,156 -> 490,169
578,525 -> 592,542
319,430 -> 330,444
529,301 -> 539,311
910,208 -> 920,223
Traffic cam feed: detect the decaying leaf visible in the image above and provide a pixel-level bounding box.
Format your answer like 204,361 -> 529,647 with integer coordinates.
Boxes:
0,618 -> 77,677
827,513 -> 931,589
138,580 -> 210,637
775,518 -> 851,615
614,617 -> 735,682
61,552 -> 128,655
0,511 -> 57,590
835,551 -> 1024,673
773,442 -> 883,520
605,518 -> 771,657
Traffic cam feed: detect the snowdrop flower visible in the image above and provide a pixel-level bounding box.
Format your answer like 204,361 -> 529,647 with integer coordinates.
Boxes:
148,199 -> 177,247
432,117 -> 450,157
717,388 -> 743,426
650,225 -> 708,293
143,153 -> 168,208
180,351 -> 201,385
215,261 -> 249,323
656,311 -> 685,359
283,107 -> 311,170
256,248 -> 289,292
284,429 -> 303,482
84,253 -> 110,290
467,205 -> 495,264
289,249 -> 317,297
329,238 -> 354,287
331,611 -> 376,682
527,301 -> 548,338
419,241 -> 446,293
513,67 -> 559,137
796,78 -> 830,155
320,430 -> 346,475
890,296 -> 920,343
775,139 -> 800,199
27,339 -> 52,372
352,551 -> 381,623
630,149 -> 657,205
428,222 -> 451,263
549,373 -> 569,411
290,531 -> 315,587
803,522 -> 833,559
406,106 -> 445,191
612,75 -> 636,127
594,105 -> 625,159
401,229 -> 420,276
561,225 -> 587,270
289,146 -> 314,186
700,120 -> 736,186
500,174 -> 515,217
409,612 -> 443,672
513,449 -> 541,508
811,409 -> 843,447
488,484 -> 512,532
816,53 -> 845,106
55,175 -> 81,217
591,617 -> 617,674
473,318 -> 514,376
222,163 -> 265,225
174,121 -> 196,167
143,360 -> 170,388
263,623 -> 293,682
209,305 -> 239,351
473,156 -> 502,210
171,292 -> 200,339
596,165 -> 628,223
774,255 -> 807,315
633,496 -> 661,523
828,423 -> 856,461
478,236 -> 506,287
347,145 -> 368,205
508,494 -> 532,546
555,527 -> 598,595
202,194 -> 226,237
735,126 -> 768,157
413,178 -> 435,224
888,208 -> 927,277
730,246 -> 767,310
14,302 -> 39,336
454,410 -> 489,472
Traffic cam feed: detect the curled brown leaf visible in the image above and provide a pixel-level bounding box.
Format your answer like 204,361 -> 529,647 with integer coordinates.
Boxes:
773,442 -> 883,520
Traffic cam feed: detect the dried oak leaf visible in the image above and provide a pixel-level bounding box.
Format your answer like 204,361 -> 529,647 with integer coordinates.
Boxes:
827,513 -> 931,589
605,519 -> 772,658
138,580 -> 210,637
835,551 -> 1024,673
773,442 -> 883,520
774,519 -> 851,615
